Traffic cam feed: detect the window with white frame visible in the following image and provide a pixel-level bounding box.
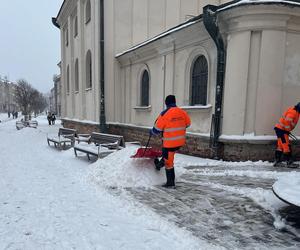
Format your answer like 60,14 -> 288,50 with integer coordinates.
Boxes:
65,27 -> 69,46
190,55 -> 208,105
86,50 -> 92,89
140,70 -> 150,106
66,65 -> 70,94
85,0 -> 91,24
74,16 -> 78,37
75,59 -> 79,92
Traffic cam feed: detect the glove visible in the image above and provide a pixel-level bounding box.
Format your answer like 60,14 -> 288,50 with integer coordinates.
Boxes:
149,129 -> 155,136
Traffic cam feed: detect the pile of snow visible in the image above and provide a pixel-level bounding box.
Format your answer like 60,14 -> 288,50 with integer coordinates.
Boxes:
90,146 -> 189,188
90,146 -> 165,188
273,177 -> 300,207
177,153 -> 272,168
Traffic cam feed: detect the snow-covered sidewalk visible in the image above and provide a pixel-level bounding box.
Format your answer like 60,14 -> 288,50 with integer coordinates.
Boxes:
1,114 -> 300,249
0,115 -> 214,249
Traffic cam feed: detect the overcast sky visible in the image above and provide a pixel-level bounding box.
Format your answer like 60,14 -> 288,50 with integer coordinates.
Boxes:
0,0 -> 63,93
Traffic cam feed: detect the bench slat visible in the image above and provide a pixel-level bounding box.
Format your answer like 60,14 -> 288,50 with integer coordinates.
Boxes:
73,132 -> 125,160
47,128 -> 76,149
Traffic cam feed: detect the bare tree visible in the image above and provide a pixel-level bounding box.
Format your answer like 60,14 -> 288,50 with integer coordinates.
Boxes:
31,92 -> 48,117
14,79 -> 47,120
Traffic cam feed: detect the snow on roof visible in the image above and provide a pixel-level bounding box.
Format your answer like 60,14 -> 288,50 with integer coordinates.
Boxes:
218,0 -> 300,12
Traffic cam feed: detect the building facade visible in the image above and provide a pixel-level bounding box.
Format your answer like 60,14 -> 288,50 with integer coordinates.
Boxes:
0,78 -> 17,114
49,74 -> 62,117
54,0 -> 300,161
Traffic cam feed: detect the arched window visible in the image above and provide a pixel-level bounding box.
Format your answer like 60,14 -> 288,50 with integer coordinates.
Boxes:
141,70 -> 149,106
74,16 -> 78,37
65,27 -> 69,46
86,50 -> 92,89
75,59 -> 79,92
66,65 -> 70,94
190,55 -> 208,105
85,0 -> 91,24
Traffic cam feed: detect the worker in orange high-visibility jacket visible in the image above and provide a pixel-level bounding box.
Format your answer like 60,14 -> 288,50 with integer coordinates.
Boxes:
274,102 -> 300,166
150,95 -> 191,188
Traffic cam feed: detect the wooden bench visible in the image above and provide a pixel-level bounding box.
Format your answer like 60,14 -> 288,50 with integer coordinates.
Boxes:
16,121 -> 25,130
28,120 -> 38,128
16,120 -> 38,130
74,132 -> 125,160
47,128 -> 76,149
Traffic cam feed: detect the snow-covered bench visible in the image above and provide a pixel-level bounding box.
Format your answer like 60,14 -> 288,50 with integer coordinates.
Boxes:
16,120 -> 38,130
74,132 -> 125,160
16,121 -> 25,130
28,120 -> 38,128
47,128 -> 76,149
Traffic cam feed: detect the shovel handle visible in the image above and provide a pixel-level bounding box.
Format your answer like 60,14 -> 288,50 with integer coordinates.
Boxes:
142,133 -> 152,157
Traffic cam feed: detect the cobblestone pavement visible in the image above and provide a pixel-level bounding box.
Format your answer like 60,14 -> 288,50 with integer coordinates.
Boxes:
126,165 -> 300,249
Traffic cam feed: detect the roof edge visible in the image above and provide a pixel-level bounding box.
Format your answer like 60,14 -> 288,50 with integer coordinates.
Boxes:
55,0 -> 67,23
217,0 -> 300,13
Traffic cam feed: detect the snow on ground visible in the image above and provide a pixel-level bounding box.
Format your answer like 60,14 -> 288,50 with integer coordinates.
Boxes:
0,114 -> 218,249
0,113 -> 13,123
1,113 -> 300,249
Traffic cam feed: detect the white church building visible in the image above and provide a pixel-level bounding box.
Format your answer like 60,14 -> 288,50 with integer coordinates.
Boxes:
53,0 -> 300,161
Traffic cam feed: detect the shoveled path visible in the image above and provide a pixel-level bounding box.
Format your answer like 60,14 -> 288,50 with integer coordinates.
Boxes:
126,165 -> 300,250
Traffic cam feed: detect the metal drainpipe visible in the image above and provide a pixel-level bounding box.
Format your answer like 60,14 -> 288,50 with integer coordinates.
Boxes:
99,0 -> 106,133
52,17 -> 60,29
203,5 -> 226,158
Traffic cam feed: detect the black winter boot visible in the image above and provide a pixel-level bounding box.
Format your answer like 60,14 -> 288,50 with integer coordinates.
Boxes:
162,168 -> 175,188
154,158 -> 164,171
283,152 -> 294,166
273,150 -> 282,167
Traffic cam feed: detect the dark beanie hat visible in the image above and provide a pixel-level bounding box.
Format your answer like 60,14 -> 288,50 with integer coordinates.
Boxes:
296,102 -> 300,112
165,95 -> 176,106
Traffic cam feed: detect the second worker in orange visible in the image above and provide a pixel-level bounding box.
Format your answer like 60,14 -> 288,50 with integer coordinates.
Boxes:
150,95 -> 191,188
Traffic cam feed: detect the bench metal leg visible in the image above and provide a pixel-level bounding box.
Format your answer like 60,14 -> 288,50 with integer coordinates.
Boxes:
47,139 -> 50,146
74,148 -> 77,157
87,154 -> 90,161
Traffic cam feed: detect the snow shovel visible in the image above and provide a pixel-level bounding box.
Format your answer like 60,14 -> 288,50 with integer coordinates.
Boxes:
131,133 -> 162,159
287,132 -> 300,168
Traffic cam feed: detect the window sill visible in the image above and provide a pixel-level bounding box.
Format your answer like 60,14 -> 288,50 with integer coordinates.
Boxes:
134,105 -> 152,111
85,88 -> 92,91
180,104 -> 212,110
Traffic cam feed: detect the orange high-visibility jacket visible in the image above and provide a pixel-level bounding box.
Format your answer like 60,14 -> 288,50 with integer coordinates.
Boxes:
275,106 -> 299,132
154,107 -> 191,148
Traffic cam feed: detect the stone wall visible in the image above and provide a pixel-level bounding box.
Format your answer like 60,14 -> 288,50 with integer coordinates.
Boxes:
62,119 -> 100,134
61,119 -> 300,162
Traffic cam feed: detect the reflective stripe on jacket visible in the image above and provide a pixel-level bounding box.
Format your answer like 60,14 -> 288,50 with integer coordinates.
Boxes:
154,107 -> 191,148
275,106 -> 299,132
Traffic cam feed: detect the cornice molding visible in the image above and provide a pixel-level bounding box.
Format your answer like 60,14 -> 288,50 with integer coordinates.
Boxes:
219,4 -> 300,34
57,0 -> 78,27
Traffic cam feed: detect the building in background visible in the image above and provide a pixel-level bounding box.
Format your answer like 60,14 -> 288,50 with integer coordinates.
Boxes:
49,86 -> 55,114
0,77 -> 18,114
49,73 -> 62,117
53,0 -> 300,161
